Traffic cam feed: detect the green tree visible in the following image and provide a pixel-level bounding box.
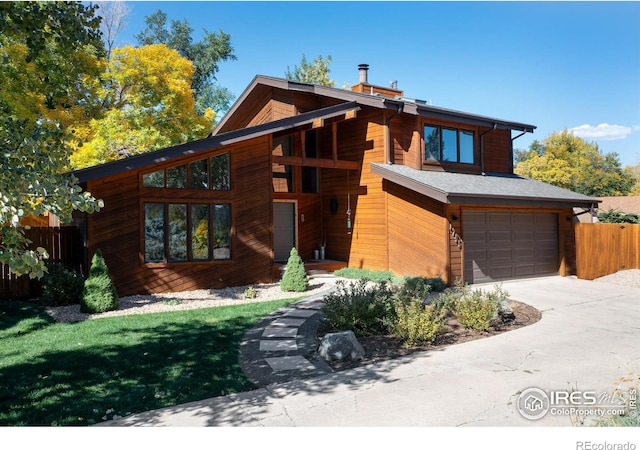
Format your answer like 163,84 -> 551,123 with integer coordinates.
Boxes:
280,248 -> 308,292
136,10 -> 237,116
514,130 -> 636,197
80,249 -> 119,313
286,54 -> 335,87
70,44 -> 214,168
0,1 -> 104,278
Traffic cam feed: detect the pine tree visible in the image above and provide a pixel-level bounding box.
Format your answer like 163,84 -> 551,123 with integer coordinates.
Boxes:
280,247 -> 308,292
80,249 -> 119,313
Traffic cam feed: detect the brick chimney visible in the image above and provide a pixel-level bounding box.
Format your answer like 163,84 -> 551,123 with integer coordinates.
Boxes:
350,64 -> 403,98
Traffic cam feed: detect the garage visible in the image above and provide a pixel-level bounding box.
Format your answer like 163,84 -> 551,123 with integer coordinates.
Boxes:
463,211 -> 559,284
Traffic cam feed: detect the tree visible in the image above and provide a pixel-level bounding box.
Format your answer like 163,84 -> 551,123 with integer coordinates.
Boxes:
70,44 -> 214,168
280,248 -> 308,292
95,1 -> 131,60
514,130 -> 636,197
286,54 -> 335,87
80,249 -> 119,313
0,2 -> 104,278
136,10 -> 237,116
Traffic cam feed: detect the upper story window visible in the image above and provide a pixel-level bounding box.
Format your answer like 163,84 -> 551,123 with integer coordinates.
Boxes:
424,125 -> 475,164
143,153 -> 230,190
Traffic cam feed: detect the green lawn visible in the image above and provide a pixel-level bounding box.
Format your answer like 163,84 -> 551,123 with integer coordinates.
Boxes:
0,298 -> 296,426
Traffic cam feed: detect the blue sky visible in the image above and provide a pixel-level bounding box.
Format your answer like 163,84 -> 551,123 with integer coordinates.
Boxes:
113,1 -> 640,167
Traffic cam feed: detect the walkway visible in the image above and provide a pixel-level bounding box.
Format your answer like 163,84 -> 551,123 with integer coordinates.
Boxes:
238,287 -> 334,387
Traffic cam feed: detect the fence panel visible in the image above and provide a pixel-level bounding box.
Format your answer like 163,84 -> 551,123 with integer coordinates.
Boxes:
0,227 -> 84,300
575,223 -> 640,280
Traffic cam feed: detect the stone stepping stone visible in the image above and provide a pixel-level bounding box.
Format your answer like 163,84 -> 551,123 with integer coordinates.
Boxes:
283,309 -> 317,318
265,355 -> 317,372
270,317 -> 306,327
262,327 -> 298,338
259,339 -> 297,351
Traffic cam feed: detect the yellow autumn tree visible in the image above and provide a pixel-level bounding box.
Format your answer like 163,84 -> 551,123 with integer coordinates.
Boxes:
71,44 -> 214,168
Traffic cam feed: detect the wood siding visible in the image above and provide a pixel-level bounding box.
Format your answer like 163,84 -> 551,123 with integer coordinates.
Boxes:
385,181 -> 450,282
481,128 -> 513,173
575,223 -> 640,279
86,136 -> 273,296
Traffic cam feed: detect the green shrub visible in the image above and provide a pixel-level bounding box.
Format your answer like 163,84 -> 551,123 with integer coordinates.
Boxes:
399,276 -> 446,301
41,263 -> 84,305
451,284 -> 507,331
334,267 -> 396,283
322,279 -> 396,336
393,298 -> 445,346
80,249 -> 119,314
280,248 -> 308,292
243,286 -> 257,299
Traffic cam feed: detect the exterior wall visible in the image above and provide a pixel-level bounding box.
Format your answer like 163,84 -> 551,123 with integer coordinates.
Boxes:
481,128 -> 513,173
86,136 -> 273,296
385,181 -> 450,282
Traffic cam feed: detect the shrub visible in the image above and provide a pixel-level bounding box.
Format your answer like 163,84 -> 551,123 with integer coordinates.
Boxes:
399,276 -> 447,301
451,284 -> 507,331
393,298 -> 445,346
322,279 -> 396,336
80,249 -> 119,314
41,263 -> 84,305
243,286 -> 257,299
280,247 -> 308,292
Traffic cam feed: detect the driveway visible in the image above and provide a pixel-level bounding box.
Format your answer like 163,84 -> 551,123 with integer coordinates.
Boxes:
98,276 -> 640,427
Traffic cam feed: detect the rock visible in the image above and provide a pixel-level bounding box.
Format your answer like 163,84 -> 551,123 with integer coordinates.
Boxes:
498,300 -> 516,323
318,330 -> 365,362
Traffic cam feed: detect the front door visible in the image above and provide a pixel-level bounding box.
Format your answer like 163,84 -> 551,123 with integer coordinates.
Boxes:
273,202 -> 296,262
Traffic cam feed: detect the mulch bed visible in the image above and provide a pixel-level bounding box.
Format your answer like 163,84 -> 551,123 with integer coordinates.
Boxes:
317,300 -> 542,371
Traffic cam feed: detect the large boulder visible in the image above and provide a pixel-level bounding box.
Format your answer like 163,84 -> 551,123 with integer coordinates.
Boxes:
318,330 -> 365,362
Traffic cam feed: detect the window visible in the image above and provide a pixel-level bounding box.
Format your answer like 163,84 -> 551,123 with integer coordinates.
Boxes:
302,130 -> 319,193
424,125 -> 475,164
144,202 -> 231,263
272,135 -> 295,193
143,153 -> 230,190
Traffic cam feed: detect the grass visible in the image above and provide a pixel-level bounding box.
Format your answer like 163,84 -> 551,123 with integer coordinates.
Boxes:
0,297 -> 297,426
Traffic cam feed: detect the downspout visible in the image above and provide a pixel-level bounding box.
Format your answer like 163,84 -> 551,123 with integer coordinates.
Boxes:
511,130 -> 528,173
385,103 -> 403,164
479,123 -> 497,175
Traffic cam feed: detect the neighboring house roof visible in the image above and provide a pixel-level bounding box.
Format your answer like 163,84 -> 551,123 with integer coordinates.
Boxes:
213,75 -> 536,136
596,196 -> 640,213
371,163 -> 599,208
73,102 -> 360,183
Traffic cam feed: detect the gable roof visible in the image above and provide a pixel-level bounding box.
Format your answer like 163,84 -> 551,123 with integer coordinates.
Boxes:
73,102 -> 360,183
597,196 -> 640,213
371,163 -> 599,208
213,75 -> 536,136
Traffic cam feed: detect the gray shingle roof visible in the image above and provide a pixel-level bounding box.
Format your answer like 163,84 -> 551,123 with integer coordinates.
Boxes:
371,163 -> 599,208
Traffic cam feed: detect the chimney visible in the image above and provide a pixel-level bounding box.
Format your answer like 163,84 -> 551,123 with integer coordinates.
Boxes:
358,64 -> 369,83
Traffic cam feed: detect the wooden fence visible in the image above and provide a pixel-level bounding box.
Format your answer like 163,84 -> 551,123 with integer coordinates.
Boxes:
575,223 -> 640,280
0,227 -> 84,300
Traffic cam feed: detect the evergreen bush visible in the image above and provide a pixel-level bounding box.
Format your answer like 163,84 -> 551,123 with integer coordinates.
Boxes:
280,247 -> 308,292
80,249 -> 119,314
41,263 -> 84,305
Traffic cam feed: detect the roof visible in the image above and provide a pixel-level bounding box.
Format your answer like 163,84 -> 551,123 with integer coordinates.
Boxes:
213,75 -> 536,136
73,102 -> 360,183
370,163 -> 599,208
596,196 -> 640,213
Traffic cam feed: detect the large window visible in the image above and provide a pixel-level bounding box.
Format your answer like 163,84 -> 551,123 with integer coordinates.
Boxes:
144,202 -> 231,263
143,153 -> 230,190
272,135 -> 295,193
424,125 -> 475,164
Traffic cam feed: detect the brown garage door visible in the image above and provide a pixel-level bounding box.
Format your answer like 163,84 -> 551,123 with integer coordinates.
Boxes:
463,211 -> 559,284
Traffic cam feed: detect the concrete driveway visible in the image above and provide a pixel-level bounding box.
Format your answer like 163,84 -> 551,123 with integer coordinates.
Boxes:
98,276 -> 640,427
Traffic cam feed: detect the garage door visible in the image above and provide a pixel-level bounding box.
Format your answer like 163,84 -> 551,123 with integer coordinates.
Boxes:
463,211 -> 559,284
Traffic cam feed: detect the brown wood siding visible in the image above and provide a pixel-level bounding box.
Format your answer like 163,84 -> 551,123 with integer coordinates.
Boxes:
321,109 -> 388,270
446,204 -> 463,283
385,181 -> 449,282
482,128 -> 513,174
86,136 -> 273,295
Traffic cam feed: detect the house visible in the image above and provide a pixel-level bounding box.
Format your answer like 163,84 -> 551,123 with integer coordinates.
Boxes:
596,196 -> 640,215
72,64 -> 598,295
